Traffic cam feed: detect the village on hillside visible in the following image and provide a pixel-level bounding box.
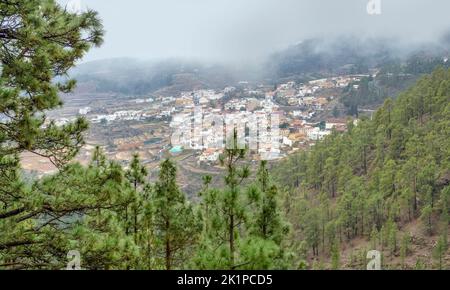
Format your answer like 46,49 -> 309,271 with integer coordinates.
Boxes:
21,74 -> 368,186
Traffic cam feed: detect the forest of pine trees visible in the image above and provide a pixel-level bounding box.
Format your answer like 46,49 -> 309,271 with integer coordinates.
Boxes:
0,0 -> 449,270
274,67 -> 450,269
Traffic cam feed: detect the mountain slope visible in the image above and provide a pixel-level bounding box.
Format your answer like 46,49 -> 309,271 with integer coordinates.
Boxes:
274,67 -> 450,269
70,59 -> 238,96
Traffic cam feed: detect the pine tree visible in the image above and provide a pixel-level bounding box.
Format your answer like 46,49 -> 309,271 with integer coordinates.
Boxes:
254,161 -> 286,243
324,157 -> 338,198
91,146 -> 107,168
251,161 -> 292,268
0,0 -> 103,269
330,240 -> 341,270
386,219 -> 398,256
433,235 -> 447,270
400,232 -> 411,269
370,226 -> 379,250
304,208 -> 321,256
125,153 -> 148,243
195,129 -> 253,269
151,159 -> 200,270
194,131 -> 294,270
420,205 -> 433,235
214,129 -> 250,269
27,153 -> 138,269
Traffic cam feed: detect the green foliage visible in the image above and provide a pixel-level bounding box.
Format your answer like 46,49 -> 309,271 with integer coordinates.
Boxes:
330,240 -> 340,270
192,131 -> 293,269
125,153 -> 148,241
386,220 -> 398,256
0,0 -> 104,269
274,67 -> 450,269
415,258 -> 427,270
1,1 -> 449,270
370,226 -> 379,250
420,205 -> 433,235
400,232 -> 411,269
151,159 -> 201,270
432,235 -> 448,270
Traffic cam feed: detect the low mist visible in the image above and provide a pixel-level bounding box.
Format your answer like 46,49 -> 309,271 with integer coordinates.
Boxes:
58,0 -> 450,65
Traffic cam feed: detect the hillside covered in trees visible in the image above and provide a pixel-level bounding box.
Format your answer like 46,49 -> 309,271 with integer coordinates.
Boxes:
274,67 -> 450,269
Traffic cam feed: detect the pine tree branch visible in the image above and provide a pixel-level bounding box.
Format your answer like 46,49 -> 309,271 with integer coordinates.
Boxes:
0,206 -> 26,219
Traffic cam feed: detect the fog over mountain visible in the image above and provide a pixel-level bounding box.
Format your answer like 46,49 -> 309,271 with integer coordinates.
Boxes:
59,0 -> 450,64
68,35 -> 449,97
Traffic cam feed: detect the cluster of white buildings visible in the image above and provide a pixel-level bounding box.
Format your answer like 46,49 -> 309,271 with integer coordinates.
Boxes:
193,89 -> 224,102
275,75 -> 365,108
167,81 -> 354,161
161,96 -> 176,105
304,127 -> 332,141
63,78 -> 357,164
170,102 -> 285,162
292,110 -> 316,120
91,110 -> 150,123
224,99 -> 248,111
134,98 -> 154,104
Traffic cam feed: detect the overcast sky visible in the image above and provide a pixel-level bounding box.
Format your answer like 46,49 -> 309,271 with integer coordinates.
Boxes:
59,0 -> 450,63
